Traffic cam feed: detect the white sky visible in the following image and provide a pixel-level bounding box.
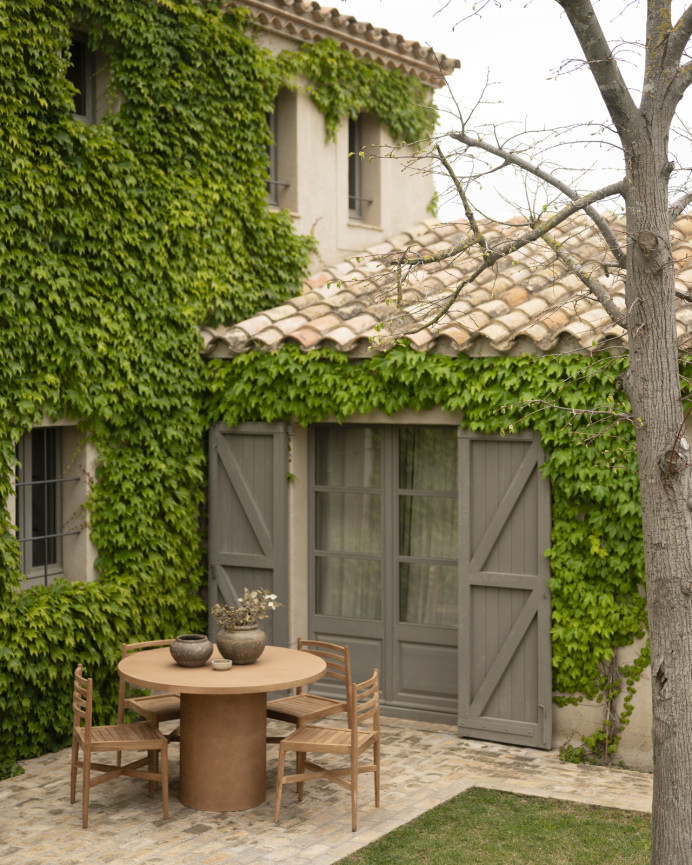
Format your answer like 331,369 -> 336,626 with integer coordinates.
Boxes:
333,0 -> 690,219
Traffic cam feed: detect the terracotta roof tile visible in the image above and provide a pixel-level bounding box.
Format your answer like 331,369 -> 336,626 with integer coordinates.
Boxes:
287,326 -> 322,348
273,313 -> 309,336
498,286 -> 530,307
202,213 -> 692,359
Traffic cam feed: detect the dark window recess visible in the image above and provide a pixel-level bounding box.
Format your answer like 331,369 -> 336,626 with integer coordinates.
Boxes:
348,117 -> 373,219
67,35 -> 95,121
266,110 -> 289,205
15,428 -> 80,584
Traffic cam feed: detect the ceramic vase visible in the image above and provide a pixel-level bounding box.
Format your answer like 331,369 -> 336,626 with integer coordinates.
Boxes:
170,633 -> 213,667
216,624 -> 267,664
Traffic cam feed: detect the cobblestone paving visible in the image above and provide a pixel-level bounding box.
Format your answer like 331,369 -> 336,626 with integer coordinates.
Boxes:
0,717 -> 652,865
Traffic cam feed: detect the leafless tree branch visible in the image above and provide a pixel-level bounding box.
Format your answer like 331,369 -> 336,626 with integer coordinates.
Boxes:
667,4 -> 692,68
384,180 -> 625,336
448,129 -> 628,266
670,189 -> 692,223
541,232 -> 628,329
667,61 -> 692,114
557,0 -> 642,141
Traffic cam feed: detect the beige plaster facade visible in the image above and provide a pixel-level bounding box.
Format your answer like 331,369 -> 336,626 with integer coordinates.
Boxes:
257,30 -> 436,271
553,638 -> 653,771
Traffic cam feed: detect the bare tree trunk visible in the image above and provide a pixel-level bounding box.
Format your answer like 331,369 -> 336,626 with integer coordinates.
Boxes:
623,134 -> 692,864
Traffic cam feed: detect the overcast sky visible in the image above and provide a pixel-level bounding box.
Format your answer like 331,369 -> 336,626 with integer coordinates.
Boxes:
333,0 -> 690,219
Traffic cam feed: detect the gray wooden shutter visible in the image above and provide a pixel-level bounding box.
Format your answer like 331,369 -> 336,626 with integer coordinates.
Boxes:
458,430 -> 552,748
208,422 -> 289,647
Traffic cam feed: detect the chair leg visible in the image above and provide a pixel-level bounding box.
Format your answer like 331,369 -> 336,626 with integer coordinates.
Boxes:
297,750 -> 305,801
160,742 -> 169,820
148,751 -> 157,798
374,740 -> 380,807
274,744 -> 286,823
351,755 -> 358,832
82,746 -> 91,829
70,735 -> 79,804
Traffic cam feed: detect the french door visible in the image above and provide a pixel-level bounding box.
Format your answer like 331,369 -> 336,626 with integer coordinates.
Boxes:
309,424 -> 458,717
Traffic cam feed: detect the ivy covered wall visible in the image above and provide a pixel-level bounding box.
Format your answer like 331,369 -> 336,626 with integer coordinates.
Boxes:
0,0 -> 434,769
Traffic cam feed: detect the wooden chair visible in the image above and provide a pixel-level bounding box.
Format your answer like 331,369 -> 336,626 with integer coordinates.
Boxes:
70,665 -> 169,828
118,639 -> 181,729
274,669 -> 381,832
266,639 -> 351,742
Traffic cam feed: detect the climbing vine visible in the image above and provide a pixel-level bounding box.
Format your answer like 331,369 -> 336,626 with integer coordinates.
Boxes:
206,345 -> 651,761
277,38 -> 436,142
0,0 -> 436,770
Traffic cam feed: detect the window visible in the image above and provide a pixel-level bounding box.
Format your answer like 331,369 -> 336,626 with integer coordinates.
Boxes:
348,115 -> 379,223
348,117 -> 364,219
266,90 -> 297,210
312,425 -> 458,626
67,34 -> 95,123
14,426 -> 95,587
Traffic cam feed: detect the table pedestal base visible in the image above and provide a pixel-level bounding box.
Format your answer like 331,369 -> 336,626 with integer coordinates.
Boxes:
179,691 -> 267,811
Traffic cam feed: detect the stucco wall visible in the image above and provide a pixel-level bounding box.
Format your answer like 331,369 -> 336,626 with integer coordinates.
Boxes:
553,637 -> 652,770
257,31 -> 435,271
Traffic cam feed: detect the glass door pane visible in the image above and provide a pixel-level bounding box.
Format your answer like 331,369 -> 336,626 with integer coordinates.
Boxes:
313,427 -> 382,622
398,427 -> 457,627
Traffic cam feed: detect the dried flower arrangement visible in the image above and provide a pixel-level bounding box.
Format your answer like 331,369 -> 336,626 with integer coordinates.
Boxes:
211,587 -> 282,631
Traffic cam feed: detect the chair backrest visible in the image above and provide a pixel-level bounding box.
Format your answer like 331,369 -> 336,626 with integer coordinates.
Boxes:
296,639 -> 351,694
120,639 -> 175,661
348,669 -> 380,736
73,664 -> 93,739
118,639 -> 175,718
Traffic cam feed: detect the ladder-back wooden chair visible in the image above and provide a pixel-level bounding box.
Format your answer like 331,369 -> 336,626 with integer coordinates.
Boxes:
70,664 -> 169,828
119,639 -> 181,729
274,669 -> 381,832
266,639 -> 351,743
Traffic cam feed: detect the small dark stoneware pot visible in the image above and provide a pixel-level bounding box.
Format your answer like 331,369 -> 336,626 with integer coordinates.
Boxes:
170,634 -> 213,667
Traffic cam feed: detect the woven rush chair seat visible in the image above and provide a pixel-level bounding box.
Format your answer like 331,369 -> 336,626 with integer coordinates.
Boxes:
266,639 -> 350,742
71,664 -> 169,828
274,669 -> 381,832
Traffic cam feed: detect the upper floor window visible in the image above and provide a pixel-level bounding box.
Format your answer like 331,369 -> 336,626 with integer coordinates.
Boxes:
266,90 -> 297,210
348,115 -> 379,223
348,116 -> 363,219
67,34 -> 96,123
266,109 -> 281,206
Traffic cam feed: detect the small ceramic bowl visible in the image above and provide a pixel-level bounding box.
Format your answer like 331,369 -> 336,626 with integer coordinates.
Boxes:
211,658 -> 233,671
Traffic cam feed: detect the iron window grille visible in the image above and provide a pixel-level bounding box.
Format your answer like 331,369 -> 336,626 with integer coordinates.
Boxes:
15,428 -> 80,585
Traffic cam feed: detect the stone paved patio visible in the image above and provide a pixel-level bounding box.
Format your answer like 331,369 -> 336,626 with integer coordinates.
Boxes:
0,717 -> 653,865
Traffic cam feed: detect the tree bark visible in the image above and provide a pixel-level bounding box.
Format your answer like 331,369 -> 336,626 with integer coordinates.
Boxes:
623,130 -> 692,863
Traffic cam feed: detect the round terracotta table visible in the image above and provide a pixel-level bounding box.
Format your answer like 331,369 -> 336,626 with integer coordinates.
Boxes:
118,644 -> 326,811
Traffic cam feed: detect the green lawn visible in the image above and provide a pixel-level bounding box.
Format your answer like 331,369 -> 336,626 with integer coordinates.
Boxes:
338,788 -> 651,865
